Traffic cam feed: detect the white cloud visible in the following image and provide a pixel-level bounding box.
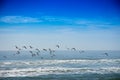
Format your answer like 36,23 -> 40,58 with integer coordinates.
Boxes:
41,16 -> 74,24
0,16 -> 113,28
0,16 -> 71,24
41,16 -> 91,25
41,16 -> 114,28
0,16 -> 42,23
74,20 -> 92,25
73,20 -> 118,30
42,16 -> 59,21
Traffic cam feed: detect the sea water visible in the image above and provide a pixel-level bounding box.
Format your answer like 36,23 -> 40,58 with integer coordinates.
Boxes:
0,50 -> 120,80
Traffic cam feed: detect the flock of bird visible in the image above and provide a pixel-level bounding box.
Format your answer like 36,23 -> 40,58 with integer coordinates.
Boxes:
14,45 -> 58,59
14,44 -> 86,58
2,44 -> 109,59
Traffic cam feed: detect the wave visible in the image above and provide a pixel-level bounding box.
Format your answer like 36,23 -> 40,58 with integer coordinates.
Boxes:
0,59 -> 120,68
1,59 -> 120,65
0,59 -> 120,77
0,67 -> 120,77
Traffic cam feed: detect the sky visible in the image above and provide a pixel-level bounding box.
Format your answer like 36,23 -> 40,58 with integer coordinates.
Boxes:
0,0 -> 120,50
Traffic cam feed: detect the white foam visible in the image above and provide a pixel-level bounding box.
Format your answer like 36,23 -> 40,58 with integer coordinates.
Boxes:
0,67 -> 120,77
0,59 -> 120,77
1,59 -> 120,66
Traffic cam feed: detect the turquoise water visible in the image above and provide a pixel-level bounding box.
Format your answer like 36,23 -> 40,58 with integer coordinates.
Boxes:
0,51 -> 120,80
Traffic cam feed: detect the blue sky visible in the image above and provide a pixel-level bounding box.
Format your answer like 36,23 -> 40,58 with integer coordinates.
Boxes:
0,0 -> 120,50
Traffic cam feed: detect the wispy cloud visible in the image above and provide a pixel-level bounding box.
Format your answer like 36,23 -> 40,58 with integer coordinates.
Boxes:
0,16 -> 42,23
0,16 -> 118,30
41,16 -> 115,28
0,16 -> 70,24
42,16 -> 71,22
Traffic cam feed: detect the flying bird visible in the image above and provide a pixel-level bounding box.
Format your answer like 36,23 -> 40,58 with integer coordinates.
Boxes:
36,52 -> 39,56
15,46 -> 22,50
16,51 -> 20,54
43,49 -> 47,51
51,54 -> 56,58
52,50 -> 55,53
49,48 -> 55,54
15,46 -> 19,49
104,53 -> 108,56
29,51 -> 33,54
49,48 -> 52,54
56,45 -> 60,48
29,46 -> 33,49
31,53 -> 36,57
36,48 -> 40,52
71,48 -> 76,51
29,51 -> 36,57
18,48 -> 22,50
41,57 -> 44,59
23,46 -> 27,49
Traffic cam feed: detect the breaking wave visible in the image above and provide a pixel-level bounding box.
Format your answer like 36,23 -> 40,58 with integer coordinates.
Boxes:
0,59 -> 120,77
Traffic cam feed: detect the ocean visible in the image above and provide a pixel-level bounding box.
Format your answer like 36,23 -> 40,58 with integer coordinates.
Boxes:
0,50 -> 120,80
